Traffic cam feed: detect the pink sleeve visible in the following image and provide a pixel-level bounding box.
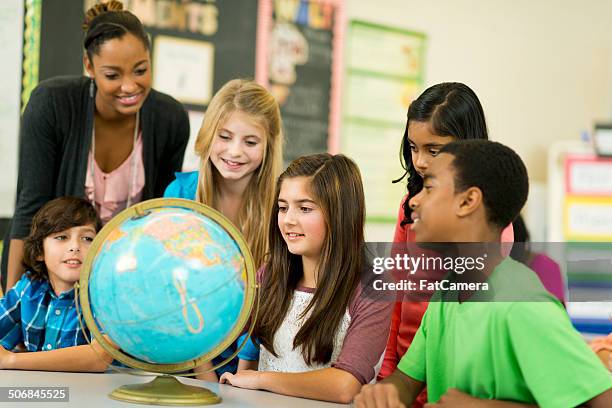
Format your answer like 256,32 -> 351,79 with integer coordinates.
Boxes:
393,196 -> 409,243
378,300 -> 402,380
379,196 -> 410,379
501,223 -> 514,242
332,286 -> 394,384
529,253 -> 566,303
500,223 -> 514,257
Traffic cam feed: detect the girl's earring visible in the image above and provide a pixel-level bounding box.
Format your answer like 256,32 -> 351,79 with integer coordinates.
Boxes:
89,78 -> 94,98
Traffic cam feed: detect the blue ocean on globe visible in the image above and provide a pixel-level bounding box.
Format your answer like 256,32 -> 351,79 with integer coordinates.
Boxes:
88,206 -> 247,364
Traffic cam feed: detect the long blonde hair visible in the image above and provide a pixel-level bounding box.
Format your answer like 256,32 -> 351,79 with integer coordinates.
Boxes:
195,79 -> 283,268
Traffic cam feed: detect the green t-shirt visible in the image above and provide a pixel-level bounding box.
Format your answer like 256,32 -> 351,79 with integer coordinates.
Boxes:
398,258 -> 612,408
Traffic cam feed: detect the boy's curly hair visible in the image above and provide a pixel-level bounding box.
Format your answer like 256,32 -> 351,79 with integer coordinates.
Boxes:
23,197 -> 101,281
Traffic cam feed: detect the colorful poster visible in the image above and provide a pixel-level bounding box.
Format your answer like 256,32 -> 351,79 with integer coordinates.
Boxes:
343,121 -> 407,221
565,154 -> 612,195
153,36 -> 214,106
345,74 -> 420,125
343,20 -> 426,221
347,21 -> 425,79
564,196 -> 612,241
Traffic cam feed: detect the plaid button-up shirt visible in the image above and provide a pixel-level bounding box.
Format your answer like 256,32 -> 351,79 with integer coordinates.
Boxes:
0,274 -> 89,351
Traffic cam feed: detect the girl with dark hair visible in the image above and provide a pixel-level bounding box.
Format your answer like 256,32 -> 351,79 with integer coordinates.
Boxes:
3,1 -> 189,290
510,214 -> 565,303
379,83 -> 514,405
396,82 -> 489,226
218,154 -> 393,404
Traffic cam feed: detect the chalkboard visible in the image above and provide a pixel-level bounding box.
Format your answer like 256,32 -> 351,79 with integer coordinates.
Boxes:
39,0 -> 83,81
267,0 -> 338,163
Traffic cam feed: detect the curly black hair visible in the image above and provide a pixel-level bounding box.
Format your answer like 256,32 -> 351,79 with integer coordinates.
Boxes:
394,82 -> 488,226
440,140 -> 529,229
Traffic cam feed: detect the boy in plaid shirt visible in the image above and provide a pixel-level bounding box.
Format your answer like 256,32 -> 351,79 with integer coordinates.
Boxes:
0,197 -> 112,371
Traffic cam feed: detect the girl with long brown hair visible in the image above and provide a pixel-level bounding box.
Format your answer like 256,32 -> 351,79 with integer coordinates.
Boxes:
219,153 -> 393,404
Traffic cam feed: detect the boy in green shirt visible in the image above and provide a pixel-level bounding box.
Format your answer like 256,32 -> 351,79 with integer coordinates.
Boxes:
354,140 -> 612,407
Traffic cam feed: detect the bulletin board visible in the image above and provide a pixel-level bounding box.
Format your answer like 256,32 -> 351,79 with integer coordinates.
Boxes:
563,154 -> 612,241
342,20 -> 426,222
563,154 -> 612,334
548,142 -> 612,336
257,0 -> 345,163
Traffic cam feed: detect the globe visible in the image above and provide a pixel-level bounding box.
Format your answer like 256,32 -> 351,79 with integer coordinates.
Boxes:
77,198 -> 257,405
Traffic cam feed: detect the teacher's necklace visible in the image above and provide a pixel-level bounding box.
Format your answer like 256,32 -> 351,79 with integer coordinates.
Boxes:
90,110 -> 140,208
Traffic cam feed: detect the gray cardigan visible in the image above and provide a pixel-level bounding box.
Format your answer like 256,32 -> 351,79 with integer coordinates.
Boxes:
10,76 -> 190,239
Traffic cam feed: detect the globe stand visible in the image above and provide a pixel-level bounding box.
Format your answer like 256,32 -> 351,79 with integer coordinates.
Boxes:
109,375 -> 220,406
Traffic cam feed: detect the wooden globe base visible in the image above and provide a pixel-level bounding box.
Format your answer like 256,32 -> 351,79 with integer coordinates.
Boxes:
109,376 -> 221,406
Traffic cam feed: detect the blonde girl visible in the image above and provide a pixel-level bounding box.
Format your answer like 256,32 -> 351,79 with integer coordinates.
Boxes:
165,79 -> 283,379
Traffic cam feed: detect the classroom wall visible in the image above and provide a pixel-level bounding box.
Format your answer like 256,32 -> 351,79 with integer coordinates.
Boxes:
349,0 -> 612,240
347,0 -> 612,182
3,0 -> 611,238
0,0 -> 23,218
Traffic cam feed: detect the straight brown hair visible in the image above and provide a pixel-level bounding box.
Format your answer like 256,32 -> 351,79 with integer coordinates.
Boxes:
254,153 -> 365,365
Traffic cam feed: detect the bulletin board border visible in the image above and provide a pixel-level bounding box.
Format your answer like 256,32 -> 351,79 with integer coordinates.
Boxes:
22,0 -> 42,109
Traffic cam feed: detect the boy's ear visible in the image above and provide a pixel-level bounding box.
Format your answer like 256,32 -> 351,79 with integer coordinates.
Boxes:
455,186 -> 483,218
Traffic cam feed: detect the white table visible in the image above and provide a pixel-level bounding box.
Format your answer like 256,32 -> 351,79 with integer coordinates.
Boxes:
0,370 -> 348,407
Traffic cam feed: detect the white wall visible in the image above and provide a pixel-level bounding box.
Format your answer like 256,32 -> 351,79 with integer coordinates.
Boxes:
0,0 -> 23,217
349,0 -> 612,240
347,0 -> 612,183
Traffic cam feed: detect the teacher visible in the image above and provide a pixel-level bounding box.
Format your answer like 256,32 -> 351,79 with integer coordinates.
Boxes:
3,0 -> 189,290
